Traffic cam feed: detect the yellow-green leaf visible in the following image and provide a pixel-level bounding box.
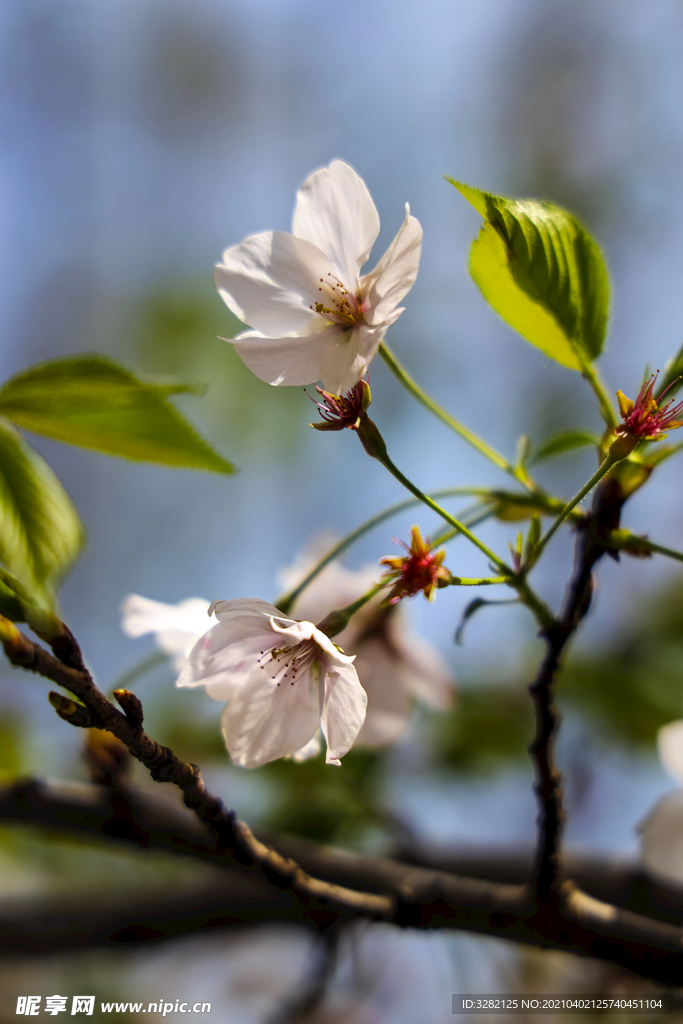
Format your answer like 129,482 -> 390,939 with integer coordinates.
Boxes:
448,180 -> 610,370
0,356 -> 235,474
0,418 -> 83,601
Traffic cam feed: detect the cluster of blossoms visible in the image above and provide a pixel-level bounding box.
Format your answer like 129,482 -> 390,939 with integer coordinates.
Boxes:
122,161 -> 456,769
122,546 -> 453,768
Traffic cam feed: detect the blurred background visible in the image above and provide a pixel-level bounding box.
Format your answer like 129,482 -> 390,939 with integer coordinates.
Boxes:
2,0 -> 683,1019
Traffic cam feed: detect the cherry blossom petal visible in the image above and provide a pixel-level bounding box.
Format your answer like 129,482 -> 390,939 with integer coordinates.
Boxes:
120,595 -> 211,640
222,661 -> 321,768
320,662 -> 368,764
639,791 -> 683,883
352,637 -> 414,747
120,595 -> 214,671
292,160 -> 380,287
232,324 -> 375,393
208,599 -> 300,638
177,621 -> 274,701
361,205 -> 423,327
215,231 -> 333,336
658,720 -> 683,786
389,629 -> 454,710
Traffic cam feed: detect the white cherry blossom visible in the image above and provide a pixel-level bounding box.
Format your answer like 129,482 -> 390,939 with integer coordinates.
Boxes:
280,541 -> 454,748
120,594 -> 214,672
176,599 -> 367,768
638,720 -> 683,882
214,160 -> 422,394
120,539 -> 453,764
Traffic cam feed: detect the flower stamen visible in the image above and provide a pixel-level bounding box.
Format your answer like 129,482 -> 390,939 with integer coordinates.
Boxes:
615,372 -> 683,442
310,273 -> 365,328
310,379 -> 371,432
258,639 -> 320,686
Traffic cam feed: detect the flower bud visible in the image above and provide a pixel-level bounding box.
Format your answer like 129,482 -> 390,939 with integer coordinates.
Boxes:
48,691 -> 93,728
356,416 -> 388,460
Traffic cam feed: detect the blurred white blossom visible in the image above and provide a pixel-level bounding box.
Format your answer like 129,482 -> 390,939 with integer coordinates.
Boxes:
214,159 -> 422,394
120,594 -> 214,671
639,720 -> 683,882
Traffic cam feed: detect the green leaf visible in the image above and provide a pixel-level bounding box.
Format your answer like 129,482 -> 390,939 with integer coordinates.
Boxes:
448,180 -> 610,370
529,428 -> 600,465
658,342 -> 683,399
0,417 -> 83,600
0,356 -> 235,474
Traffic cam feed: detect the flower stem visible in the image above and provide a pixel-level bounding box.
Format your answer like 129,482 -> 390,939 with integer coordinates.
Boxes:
274,488 -> 491,615
580,360 -> 617,430
534,454 -> 619,560
450,575 -> 508,586
316,583 -> 387,639
358,419 -> 508,568
379,343 -> 533,488
356,415 -> 558,628
107,650 -> 169,692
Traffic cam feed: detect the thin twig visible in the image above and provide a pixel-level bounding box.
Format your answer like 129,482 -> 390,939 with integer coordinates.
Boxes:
528,475 -> 629,907
2,618 -> 683,983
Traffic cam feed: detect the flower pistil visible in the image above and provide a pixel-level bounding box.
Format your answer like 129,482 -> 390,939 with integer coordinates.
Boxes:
311,274 -> 367,329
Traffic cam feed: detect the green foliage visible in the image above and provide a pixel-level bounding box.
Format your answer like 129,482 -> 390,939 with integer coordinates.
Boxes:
257,748 -> 385,846
528,428 -> 600,465
448,180 -> 610,370
658,341 -> 683,398
0,567 -> 34,622
0,417 -> 83,601
0,355 -> 235,474
561,578 -> 683,743
0,715 -> 25,780
429,687 -> 533,772
129,286 -> 307,459
441,574 -> 683,777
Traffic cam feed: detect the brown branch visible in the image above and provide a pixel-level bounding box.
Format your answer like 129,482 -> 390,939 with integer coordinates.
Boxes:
0,621 -> 392,927
1,776 -> 683,985
528,476 -> 629,907
2,615 -> 683,983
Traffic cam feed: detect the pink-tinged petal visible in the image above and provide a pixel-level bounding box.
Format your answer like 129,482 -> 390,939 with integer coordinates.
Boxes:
215,231 -> 334,336
269,617 -> 319,645
361,206 -> 423,326
352,637 -> 413,747
287,552 -> 378,635
320,663 -> 367,763
210,598 -> 291,623
387,625 -> 454,710
292,160 -> 380,287
658,720 -> 683,786
176,621 -> 273,701
314,320 -> 394,393
222,661 -> 321,768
